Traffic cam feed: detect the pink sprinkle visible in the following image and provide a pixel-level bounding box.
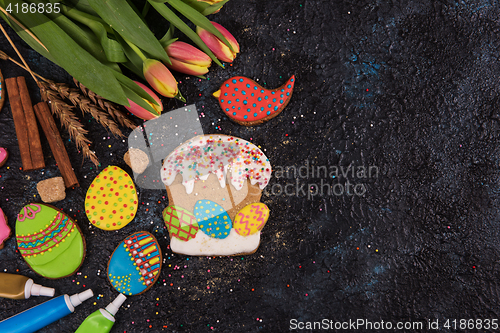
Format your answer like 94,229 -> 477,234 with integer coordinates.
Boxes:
208,269 -> 210,272
207,286 -> 210,289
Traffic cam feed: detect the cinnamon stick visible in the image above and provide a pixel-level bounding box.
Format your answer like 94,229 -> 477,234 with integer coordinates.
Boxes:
5,77 -> 33,171
34,102 -> 79,188
17,76 -> 45,169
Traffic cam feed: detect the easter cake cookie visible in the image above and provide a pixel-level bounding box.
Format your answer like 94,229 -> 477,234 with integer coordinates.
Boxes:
0,207 -> 10,249
85,166 -> 138,231
213,75 -> 295,126
15,203 -> 86,279
161,134 -> 272,256
108,231 -> 162,296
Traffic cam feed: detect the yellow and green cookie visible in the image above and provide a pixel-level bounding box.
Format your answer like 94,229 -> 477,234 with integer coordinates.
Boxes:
16,203 -> 85,279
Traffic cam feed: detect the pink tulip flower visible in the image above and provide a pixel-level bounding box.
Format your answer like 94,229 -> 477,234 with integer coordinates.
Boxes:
125,81 -> 163,120
143,59 -> 179,98
196,21 -> 239,63
165,41 -> 212,76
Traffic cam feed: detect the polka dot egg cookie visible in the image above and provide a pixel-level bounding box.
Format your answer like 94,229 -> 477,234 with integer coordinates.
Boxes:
194,200 -> 231,239
85,166 -> 138,231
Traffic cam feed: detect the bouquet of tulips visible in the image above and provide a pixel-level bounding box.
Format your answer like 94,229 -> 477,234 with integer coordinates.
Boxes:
0,0 -> 240,120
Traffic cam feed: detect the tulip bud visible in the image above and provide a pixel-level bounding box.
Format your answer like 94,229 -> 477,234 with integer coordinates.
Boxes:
165,41 -> 212,76
196,21 -> 239,63
125,81 -> 163,120
197,0 -> 224,12
143,59 -> 179,98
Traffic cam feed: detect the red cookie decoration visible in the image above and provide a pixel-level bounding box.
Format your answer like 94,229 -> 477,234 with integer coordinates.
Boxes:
213,75 -> 295,126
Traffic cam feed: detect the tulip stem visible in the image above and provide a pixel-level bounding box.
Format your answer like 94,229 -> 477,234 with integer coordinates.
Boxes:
142,2 -> 151,17
124,39 -> 147,61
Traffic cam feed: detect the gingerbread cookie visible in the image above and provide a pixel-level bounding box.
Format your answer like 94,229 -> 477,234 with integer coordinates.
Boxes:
0,207 -> 10,249
85,166 -> 138,231
161,135 -> 272,256
15,203 -> 86,279
213,75 -> 295,126
0,148 -> 8,167
108,231 -> 162,296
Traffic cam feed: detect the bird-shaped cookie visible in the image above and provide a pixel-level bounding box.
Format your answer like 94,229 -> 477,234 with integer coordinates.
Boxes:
213,75 -> 295,126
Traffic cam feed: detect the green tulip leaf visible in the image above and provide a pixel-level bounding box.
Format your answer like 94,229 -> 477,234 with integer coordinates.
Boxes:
65,0 -> 99,16
87,0 -> 171,64
179,0 -> 209,13
159,24 -> 175,47
61,5 -> 127,63
45,11 -> 109,64
113,32 -> 146,78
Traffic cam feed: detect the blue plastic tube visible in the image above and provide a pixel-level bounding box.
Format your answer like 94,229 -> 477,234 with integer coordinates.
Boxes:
0,289 -> 93,333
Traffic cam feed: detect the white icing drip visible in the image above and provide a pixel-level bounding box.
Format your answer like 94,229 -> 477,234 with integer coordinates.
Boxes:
183,180 -> 195,194
199,174 -> 210,181
215,168 -> 226,189
160,135 -> 272,194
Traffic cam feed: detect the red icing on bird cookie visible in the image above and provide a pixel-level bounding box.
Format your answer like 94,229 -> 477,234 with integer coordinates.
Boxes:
213,75 -> 295,126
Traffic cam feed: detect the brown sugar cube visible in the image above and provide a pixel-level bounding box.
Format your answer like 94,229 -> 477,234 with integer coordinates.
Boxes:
124,148 -> 149,174
37,177 -> 66,203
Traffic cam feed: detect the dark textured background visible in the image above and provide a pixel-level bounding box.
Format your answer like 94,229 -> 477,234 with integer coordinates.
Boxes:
1,0 -> 500,332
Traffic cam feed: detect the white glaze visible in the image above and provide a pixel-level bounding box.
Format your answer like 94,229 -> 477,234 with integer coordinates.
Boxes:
160,135 -> 272,194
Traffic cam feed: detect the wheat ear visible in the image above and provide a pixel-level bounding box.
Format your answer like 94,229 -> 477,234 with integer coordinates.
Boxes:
74,79 -> 137,131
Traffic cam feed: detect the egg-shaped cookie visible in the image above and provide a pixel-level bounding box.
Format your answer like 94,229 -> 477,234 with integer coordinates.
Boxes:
163,206 -> 199,241
16,203 -> 85,279
194,200 -> 232,239
233,203 -> 270,236
108,231 -> 162,296
85,166 -> 138,230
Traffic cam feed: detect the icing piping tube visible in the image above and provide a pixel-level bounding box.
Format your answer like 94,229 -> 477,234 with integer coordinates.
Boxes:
75,294 -> 127,333
0,273 -> 55,300
0,289 -> 93,333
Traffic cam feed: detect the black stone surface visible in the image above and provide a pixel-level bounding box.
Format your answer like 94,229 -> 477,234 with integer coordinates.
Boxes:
1,0 -> 500,332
